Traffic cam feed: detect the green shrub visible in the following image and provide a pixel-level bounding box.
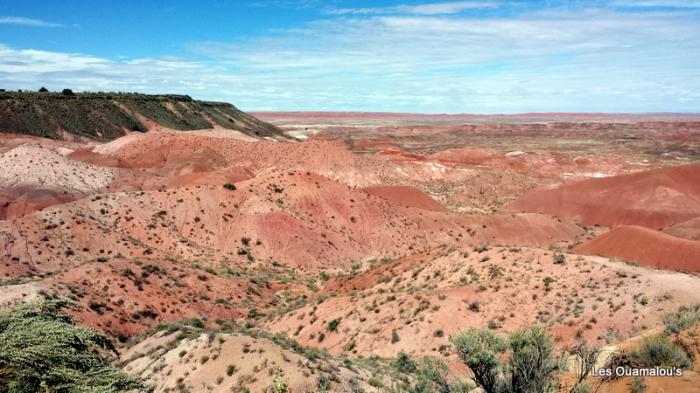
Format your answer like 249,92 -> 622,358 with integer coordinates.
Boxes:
226,364 -> 237,376
632,336 -> 691,369
0,300 -> 143,392
393,351 -> 417,373
410,357 -> 449,393
507,326 -> 557,393
630,377 -> 647,393
273,377 -> 289,393
327,318 -> 340,332
451,326 -> 557,393
451,328 -> 506,393
663,304 -> 700,334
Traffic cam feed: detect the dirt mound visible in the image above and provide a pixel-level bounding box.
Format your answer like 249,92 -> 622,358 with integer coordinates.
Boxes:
0,144 -> 114,192
663,217 -> 700,241
506,163 -> 700,229
94,132 -> 417,188
0,143 -> 116,217
122,330 -> 397,393
363,185 -> 447,211
577,225 -> 700,271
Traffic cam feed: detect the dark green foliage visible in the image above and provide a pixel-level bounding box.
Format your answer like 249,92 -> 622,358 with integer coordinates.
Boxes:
451,328 -> 506,393
327,318 -> 340,332
451,326 -> 558,393
507,327 -> 557,393
391,330 -> 400,343
393,351 -> 417,373
0,91 -> 288,141
0,300 -> 144,392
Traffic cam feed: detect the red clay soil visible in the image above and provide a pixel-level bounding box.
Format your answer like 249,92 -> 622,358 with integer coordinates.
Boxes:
39,258 -> 278,338
577,225 -> 700,271
0,170 -> 582,279
505,163 -> 700,229
430,147 -> 495,165
363,185 -> 447,212
0,187 -> 75,220
663,217 -> 700,241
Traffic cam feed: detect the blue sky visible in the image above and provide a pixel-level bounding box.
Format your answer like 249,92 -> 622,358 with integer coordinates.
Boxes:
1,0 -> 699,113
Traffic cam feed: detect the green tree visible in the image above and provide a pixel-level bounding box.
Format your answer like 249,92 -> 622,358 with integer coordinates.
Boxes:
507,326 -> 557,393
0,300 -> 144,392
451,328 -> 506,393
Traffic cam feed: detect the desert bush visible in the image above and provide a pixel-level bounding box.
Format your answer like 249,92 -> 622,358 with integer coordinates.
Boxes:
631,336 -> 691,369
273,377 -> 289,393
393,351 -> 417,373
602,351 -> 642,381
223,183 -> 237,191
327,318 -> 341,332
451,328 -> 506,393
570,384 -> 590,393
663,304 -> 700,334
409,357 -> 453,393
0,300 -> 143,392
507,326 -> 558,393
568,340 -> 600,390
630,377 -> 647,393
451,326 -> 558,393
474,244 -> 489,253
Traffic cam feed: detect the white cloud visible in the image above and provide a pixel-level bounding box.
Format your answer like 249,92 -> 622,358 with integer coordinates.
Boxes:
611,0 -> 700,8
0,16 -> 62,27
1,6 -> 699,113
328,1 -> 500,15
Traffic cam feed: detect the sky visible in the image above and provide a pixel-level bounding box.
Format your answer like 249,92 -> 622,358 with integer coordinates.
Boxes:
0,0 -> 699,113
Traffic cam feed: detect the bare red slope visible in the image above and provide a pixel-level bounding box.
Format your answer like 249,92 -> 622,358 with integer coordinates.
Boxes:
363,185 -> 447,212
663,217 -> 700,241
577,225 -> 700,271
430,147 -> 494,165
505,163 -> 700,229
